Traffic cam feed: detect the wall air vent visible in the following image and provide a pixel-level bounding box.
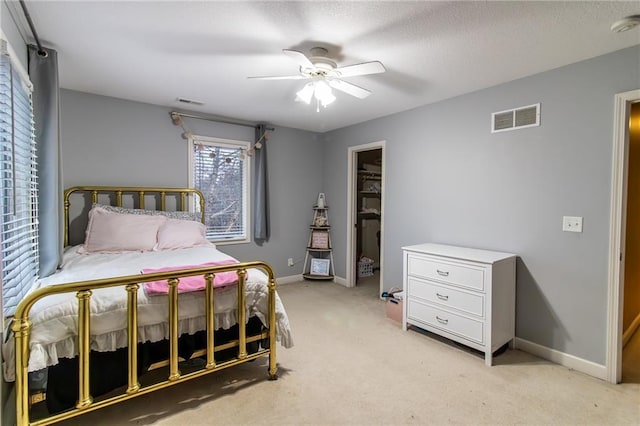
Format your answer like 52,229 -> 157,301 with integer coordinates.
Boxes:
491,103 -> 540,133
176,97 -> 204,106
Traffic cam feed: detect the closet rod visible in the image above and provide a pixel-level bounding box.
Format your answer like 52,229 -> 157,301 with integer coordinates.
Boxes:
19,0 -> 47,57
170,111 -> 275,131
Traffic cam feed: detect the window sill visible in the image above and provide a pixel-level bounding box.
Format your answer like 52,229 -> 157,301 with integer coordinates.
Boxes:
212,238 -> 251,246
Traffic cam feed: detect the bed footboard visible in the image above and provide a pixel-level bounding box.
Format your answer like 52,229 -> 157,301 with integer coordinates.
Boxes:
12,261 -> 278,426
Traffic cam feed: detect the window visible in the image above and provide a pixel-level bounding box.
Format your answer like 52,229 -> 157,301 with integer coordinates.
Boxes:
188,135 -> 250,244
0,40 -> 39,315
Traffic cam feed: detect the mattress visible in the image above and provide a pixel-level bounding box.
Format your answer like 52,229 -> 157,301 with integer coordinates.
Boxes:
2,245 -> 293,381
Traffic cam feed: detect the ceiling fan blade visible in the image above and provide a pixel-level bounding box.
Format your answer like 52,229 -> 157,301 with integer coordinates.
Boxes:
333,61 -> 386,78
328,79 -> 372,99
282,49 -> 316,70
247,75 -> 309,80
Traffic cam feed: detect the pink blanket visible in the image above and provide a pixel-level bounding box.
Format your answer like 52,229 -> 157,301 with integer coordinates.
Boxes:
142,259 -> 239,295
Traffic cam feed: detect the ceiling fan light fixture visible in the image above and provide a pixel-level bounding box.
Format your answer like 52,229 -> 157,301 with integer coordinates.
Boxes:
295,81 -> 335,109
314,81 -> 335,107
295,83 -> 314,104
320,92 -> 336,107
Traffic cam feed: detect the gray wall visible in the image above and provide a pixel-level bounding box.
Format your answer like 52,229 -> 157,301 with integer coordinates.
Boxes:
60,90 -> 323,277
323,45 -> 640,365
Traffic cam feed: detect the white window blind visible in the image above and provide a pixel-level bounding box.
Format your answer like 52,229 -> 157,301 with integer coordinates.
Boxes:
189,136 -> 250,243
0,41 -> 39,315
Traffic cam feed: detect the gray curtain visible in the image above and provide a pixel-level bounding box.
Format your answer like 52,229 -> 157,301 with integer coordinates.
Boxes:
253,124 -> 270,242
29,45 -> 62,277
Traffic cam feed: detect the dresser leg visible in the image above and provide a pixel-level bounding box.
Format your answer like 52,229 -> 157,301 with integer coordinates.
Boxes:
485,352 -> 493,366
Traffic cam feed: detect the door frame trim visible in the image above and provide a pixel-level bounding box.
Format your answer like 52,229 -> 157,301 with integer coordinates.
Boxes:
346,141 -> 386,290
607,89 -> 640,383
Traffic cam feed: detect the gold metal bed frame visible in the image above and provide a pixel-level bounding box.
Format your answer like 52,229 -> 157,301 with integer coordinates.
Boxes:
12,186 -> 278,425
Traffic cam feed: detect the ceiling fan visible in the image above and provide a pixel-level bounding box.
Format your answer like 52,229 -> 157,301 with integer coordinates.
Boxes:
248,47 -> 386,110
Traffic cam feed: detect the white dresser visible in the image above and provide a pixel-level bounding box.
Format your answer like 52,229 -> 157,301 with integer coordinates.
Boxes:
402,243 -> 516,366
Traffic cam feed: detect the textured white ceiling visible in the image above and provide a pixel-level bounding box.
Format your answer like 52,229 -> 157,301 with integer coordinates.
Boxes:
13,1 -> 640,132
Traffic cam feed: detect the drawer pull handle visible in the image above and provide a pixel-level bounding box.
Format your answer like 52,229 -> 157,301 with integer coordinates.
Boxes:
436,293 -> 449,301
436,316 -> 449,325
436,269 -> 449,277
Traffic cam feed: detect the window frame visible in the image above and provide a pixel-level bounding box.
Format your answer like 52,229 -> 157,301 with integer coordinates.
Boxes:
188,134 -> 251,245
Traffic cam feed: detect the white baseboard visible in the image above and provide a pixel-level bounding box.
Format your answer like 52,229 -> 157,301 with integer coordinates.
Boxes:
334,276 -> 348,287
276,275 -> 349,286
515,337 -> 607,381
276,274 -> 303,285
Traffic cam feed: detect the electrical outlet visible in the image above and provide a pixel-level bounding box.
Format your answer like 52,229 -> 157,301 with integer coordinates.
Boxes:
287,258 -> 294,267
562,216 -> 583,233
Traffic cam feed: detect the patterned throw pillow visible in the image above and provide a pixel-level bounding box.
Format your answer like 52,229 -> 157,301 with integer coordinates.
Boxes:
93,203 -> 202,222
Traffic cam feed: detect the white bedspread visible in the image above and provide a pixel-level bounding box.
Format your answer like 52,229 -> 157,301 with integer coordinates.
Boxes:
2,246 -> 293,382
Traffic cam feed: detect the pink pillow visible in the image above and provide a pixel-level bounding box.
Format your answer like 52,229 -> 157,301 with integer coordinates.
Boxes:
80,206 -> 167,253
155,218 -> 211,251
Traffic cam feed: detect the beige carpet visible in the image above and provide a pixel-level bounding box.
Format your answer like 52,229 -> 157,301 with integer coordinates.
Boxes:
57,280 -> 639,425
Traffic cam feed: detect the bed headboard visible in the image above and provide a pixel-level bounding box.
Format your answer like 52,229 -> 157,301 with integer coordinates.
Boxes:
63,186 -> 206,247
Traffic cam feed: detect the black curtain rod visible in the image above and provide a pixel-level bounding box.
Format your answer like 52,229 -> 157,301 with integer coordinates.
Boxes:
171,111 -> 275,131
19,0 -> 47,57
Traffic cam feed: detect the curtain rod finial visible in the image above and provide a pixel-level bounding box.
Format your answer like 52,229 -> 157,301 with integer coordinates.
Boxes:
171,112 -> 183,126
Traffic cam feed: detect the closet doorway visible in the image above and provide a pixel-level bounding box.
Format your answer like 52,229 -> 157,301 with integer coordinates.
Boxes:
621,101 -> 640,383
346,141 -> 385,297
608,89 -> 640,383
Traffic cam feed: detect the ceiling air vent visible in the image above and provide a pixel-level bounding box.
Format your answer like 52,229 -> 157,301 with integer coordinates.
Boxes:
176,97 -> 204,106
491,103 -> 540,133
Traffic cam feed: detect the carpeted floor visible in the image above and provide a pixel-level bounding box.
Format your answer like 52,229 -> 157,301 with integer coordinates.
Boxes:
57,279 -> 639,425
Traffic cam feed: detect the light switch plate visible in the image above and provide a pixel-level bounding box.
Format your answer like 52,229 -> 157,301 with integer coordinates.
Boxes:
562,216 -> 583,233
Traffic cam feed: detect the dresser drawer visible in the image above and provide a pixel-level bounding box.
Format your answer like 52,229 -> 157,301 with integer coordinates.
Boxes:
407,277 -> 484,317
407,299 -> 484,344
407,255 -> 484,291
